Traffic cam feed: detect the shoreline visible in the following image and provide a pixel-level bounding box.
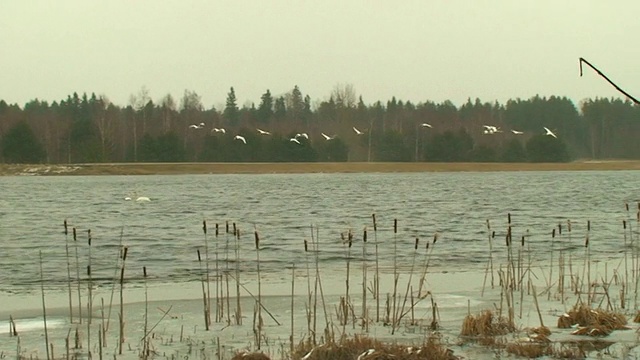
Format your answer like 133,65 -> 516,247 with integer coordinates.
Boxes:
2,160 -> 640,176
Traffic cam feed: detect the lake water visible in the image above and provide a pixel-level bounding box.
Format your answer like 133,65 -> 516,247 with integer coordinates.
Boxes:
1,170 -> 638,295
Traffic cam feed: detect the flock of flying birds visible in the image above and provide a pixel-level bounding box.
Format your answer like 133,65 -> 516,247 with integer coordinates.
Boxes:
482,125 -> 558,138
187,122 -> 558,145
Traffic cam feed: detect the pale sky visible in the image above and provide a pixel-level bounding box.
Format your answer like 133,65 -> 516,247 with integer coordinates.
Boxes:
1,1 -> 639,109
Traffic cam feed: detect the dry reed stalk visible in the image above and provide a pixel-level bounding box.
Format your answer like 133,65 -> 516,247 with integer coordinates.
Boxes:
215,223 -> 220,323
585,221 -> 592,302
311,225 -> 331,341
203,220 -> 212,327
371,214 -> 380,323
481,226 -> 495,297
225,272 -> 280,325
39,251 -> 51,360
100,298 -> 106,349
361,228 -> 367,330
625,203 -> 632,293
63,220 -> 73,324
142,266 -> 149,359
98,328 -> 102,360
118,246 -> 128,355
394,238 -> 419,334
220,221 -> 230,325
73,227 -> 83,324
418,233 -> 438,298
105,226 -> 124,337
567,219 -> 576,293
197,249 -> 210,330
65,329 -> 70,360
391,219 -> 399,329
254,229 -> 263,350
86,229 -> 93,359
548,227 -> 555,301
9,315 -> 17,336
340,231 -> 353,329
303,239 -> 313,343
290,264 -> 295,357
531,285 -> 544,328
235,225 -> 242,325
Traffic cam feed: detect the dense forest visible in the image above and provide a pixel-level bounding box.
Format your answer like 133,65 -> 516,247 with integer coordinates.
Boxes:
1,85 -> 639,164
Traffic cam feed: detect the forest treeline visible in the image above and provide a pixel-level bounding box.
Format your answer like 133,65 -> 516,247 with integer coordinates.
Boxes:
1,85 -> 639,164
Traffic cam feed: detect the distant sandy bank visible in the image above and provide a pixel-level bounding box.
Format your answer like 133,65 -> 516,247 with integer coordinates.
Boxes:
2,160 -> 640,176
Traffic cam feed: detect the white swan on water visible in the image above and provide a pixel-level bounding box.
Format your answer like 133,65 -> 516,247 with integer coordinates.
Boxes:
124,192 -> 150,202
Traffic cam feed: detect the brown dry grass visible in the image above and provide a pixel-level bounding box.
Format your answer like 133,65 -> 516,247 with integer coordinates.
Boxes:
291,334 -> 457,360
557,303 -> 628,337
4,160 -> 640,176
460,310 -> 516,338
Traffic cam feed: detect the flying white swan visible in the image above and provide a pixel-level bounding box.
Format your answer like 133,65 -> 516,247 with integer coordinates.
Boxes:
353,127 -> 364,135
321,133 -> 335,140
511,129 -> 524,135
420,123 -> 432,128
136,196 -> 151,202
295,132 -> 309,140
290,137 -> 301,145
211,127 -> 226,134
257,128 -> 271,135
234,135 -> 247,144
189,124 -> 203,129
482,125 -> 501,134
544,127 -> 557,138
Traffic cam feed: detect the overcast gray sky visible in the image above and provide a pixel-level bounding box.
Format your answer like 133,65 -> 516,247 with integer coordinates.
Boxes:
1,1 -> 639,109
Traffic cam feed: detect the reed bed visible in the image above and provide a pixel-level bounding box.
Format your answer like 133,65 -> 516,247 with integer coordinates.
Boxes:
10,210 -> 640,360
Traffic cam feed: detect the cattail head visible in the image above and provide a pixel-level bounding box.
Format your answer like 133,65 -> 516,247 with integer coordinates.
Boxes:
64,219 -> 68,235
87,265 -> 91,276
236,228 -> 240,239
254,230 -> 260,249
122,246 -> 128,261
215,223 -> 219,236
426,242 -> 429,250
73,227 -> 77,241
87,229 -> 92,246
507,213 -> 511,224
433,233 -> 438,244
202,220 -> 207,234
557,223 -> 562,235
567,219 -> 572,232
348,230 -> 353,242
226,221 -> 230,234
521,235 -> 525,247
394,219 -> 398,234
414,238 -> 419,250
143,266 -> 147,278
587,220 -> 591,232
372,214 -> 377,232
552,228 -> 556,238
626,202 -> 630,212
197,249 -> 202,262
492,230 -> 495,238
363,229 -> 367,243
624,220 -> 627,229
585,235 -> 589,248
233,222 -> 237,235
637,211 -> 640,222
486,219 -> 491,230
304,240 -> 308,252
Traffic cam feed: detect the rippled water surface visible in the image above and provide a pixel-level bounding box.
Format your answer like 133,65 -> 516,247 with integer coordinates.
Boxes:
1,171 -> 639,293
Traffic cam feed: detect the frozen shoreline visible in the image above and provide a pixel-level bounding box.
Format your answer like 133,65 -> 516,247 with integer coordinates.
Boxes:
3,263 -> 640,359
